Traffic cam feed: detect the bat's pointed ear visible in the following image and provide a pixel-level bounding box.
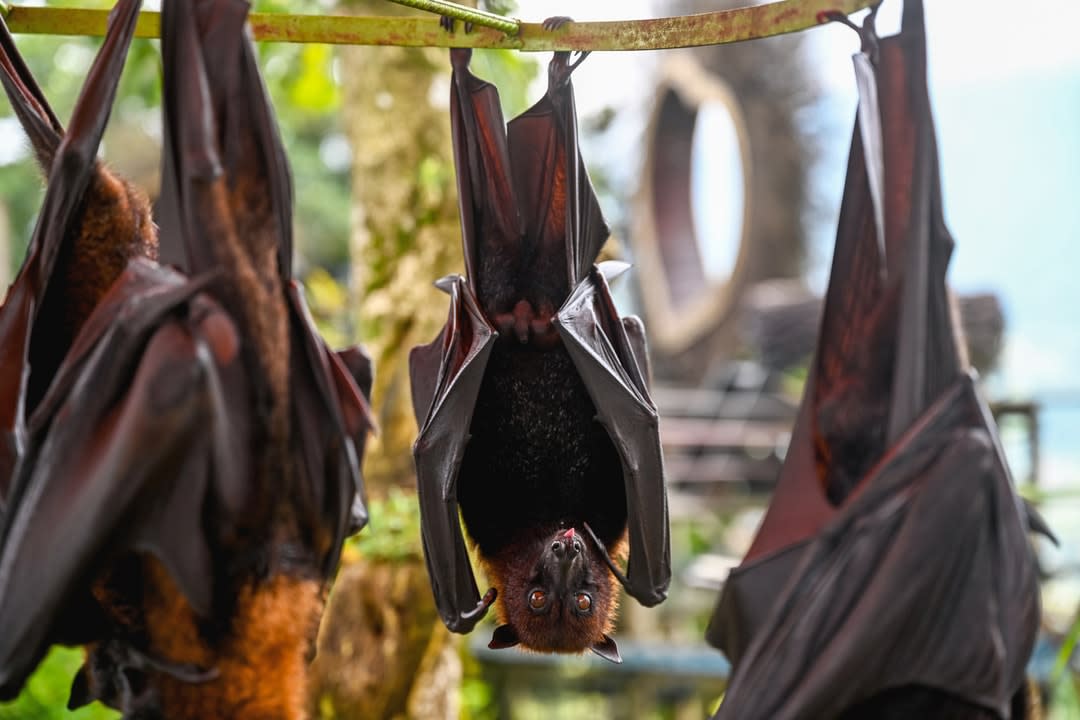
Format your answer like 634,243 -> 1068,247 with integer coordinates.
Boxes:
67,664 -> 92,710
488,624 -> 521,650
590,634 -> 622,664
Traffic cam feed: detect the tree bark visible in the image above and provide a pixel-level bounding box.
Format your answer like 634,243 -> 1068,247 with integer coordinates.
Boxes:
309,2 -> 468,717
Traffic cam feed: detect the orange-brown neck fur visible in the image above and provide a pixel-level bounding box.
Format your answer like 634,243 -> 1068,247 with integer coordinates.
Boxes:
90,556 -> 322,720
61,167 -> 158,333
480,529 -> 626,653
28,165 -> 156,409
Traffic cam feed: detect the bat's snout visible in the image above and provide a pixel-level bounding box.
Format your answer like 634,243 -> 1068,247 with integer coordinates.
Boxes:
551,530 -> 584,560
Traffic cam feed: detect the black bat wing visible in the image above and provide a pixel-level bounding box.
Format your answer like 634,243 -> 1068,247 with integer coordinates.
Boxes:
0,260 -> 250,698
707,3 -> 1041,716
0,15 -> 63,170
509,54 -> 669,606
0,0 -> 142,501
287,280 -> 373,574
159,0 -> 370,572
410,48 -> 522,633
554,267 -> 670,605
712,378 -> 1038,720
411,275 -> 497,632
505,53 -> 608,290
447,48 -> 520,294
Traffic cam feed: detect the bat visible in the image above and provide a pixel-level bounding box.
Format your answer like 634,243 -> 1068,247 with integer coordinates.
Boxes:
0,0 -> 372,716
704,3 -> 1045,719
409,45 -> 669,664
0,4 -> 157,503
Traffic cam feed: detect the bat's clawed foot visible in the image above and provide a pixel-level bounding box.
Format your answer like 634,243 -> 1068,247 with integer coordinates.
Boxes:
440,15 -> 474,34
548,49 -> 590,89
542,15 -> 573,32
494,300 -> 560,348
444,16 -> 474,70
816,6 -> 879,61
543,15 -> 588,88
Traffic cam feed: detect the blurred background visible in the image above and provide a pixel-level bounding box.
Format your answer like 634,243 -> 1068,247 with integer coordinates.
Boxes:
0,0 -> 1077,718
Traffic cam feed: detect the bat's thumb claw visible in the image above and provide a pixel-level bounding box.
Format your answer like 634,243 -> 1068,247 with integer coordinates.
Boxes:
434,274 -> 459,294
597,260 -> 631,284
1023,499 -> 1058,545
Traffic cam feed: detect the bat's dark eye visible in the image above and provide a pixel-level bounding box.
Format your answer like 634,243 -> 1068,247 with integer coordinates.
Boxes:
575,592 -> 592,612
529,590 -> 547,610
572,540 -> 583,554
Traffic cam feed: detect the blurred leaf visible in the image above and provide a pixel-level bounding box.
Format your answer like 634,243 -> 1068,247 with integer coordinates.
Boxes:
0,647 -> 119,720
295,45 -> 339,112
780,363 -> 808,398
480,0 -> 516,15
1055,612 -> 1080,686
303,267 -> 350,348
471,48 -> 539,119
346,486 -> 423,562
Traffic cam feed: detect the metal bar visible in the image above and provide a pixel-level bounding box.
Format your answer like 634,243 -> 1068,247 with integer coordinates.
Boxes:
380,0 -> 518,35
2,0 -> 876,50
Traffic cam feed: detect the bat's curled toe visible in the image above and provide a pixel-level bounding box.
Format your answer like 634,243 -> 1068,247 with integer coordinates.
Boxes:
548,49 -> 589,89
542,15 -> 573,31
494,301 -> 560,348
440,15 -> 474,34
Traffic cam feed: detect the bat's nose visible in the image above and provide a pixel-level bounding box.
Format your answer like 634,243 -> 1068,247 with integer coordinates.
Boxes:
551,535 -> 583,559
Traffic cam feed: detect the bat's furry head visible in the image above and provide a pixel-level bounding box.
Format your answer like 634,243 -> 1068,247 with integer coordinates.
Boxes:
482,526 -> 623,663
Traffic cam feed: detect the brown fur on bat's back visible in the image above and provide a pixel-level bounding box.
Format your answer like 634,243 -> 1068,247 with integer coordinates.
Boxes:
28,166 -> 156,406
90,557 -> 322,720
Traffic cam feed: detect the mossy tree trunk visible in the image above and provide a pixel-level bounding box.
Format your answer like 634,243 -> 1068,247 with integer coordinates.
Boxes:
309,2 -> 470,718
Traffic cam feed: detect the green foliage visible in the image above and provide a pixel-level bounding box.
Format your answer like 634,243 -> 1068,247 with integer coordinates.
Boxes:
1,0 -> 353,280
780,363 -> 808,399
345,486 -> 423,563
459,649 -> 498,720
471,48 -> 538,119
0,647 -> 118,720
303,266 -> 352,347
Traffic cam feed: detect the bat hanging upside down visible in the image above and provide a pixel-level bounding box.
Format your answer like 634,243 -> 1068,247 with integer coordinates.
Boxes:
410,39 -> 670,663
0,0 -> 372,717
705,2 -> 1048,719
